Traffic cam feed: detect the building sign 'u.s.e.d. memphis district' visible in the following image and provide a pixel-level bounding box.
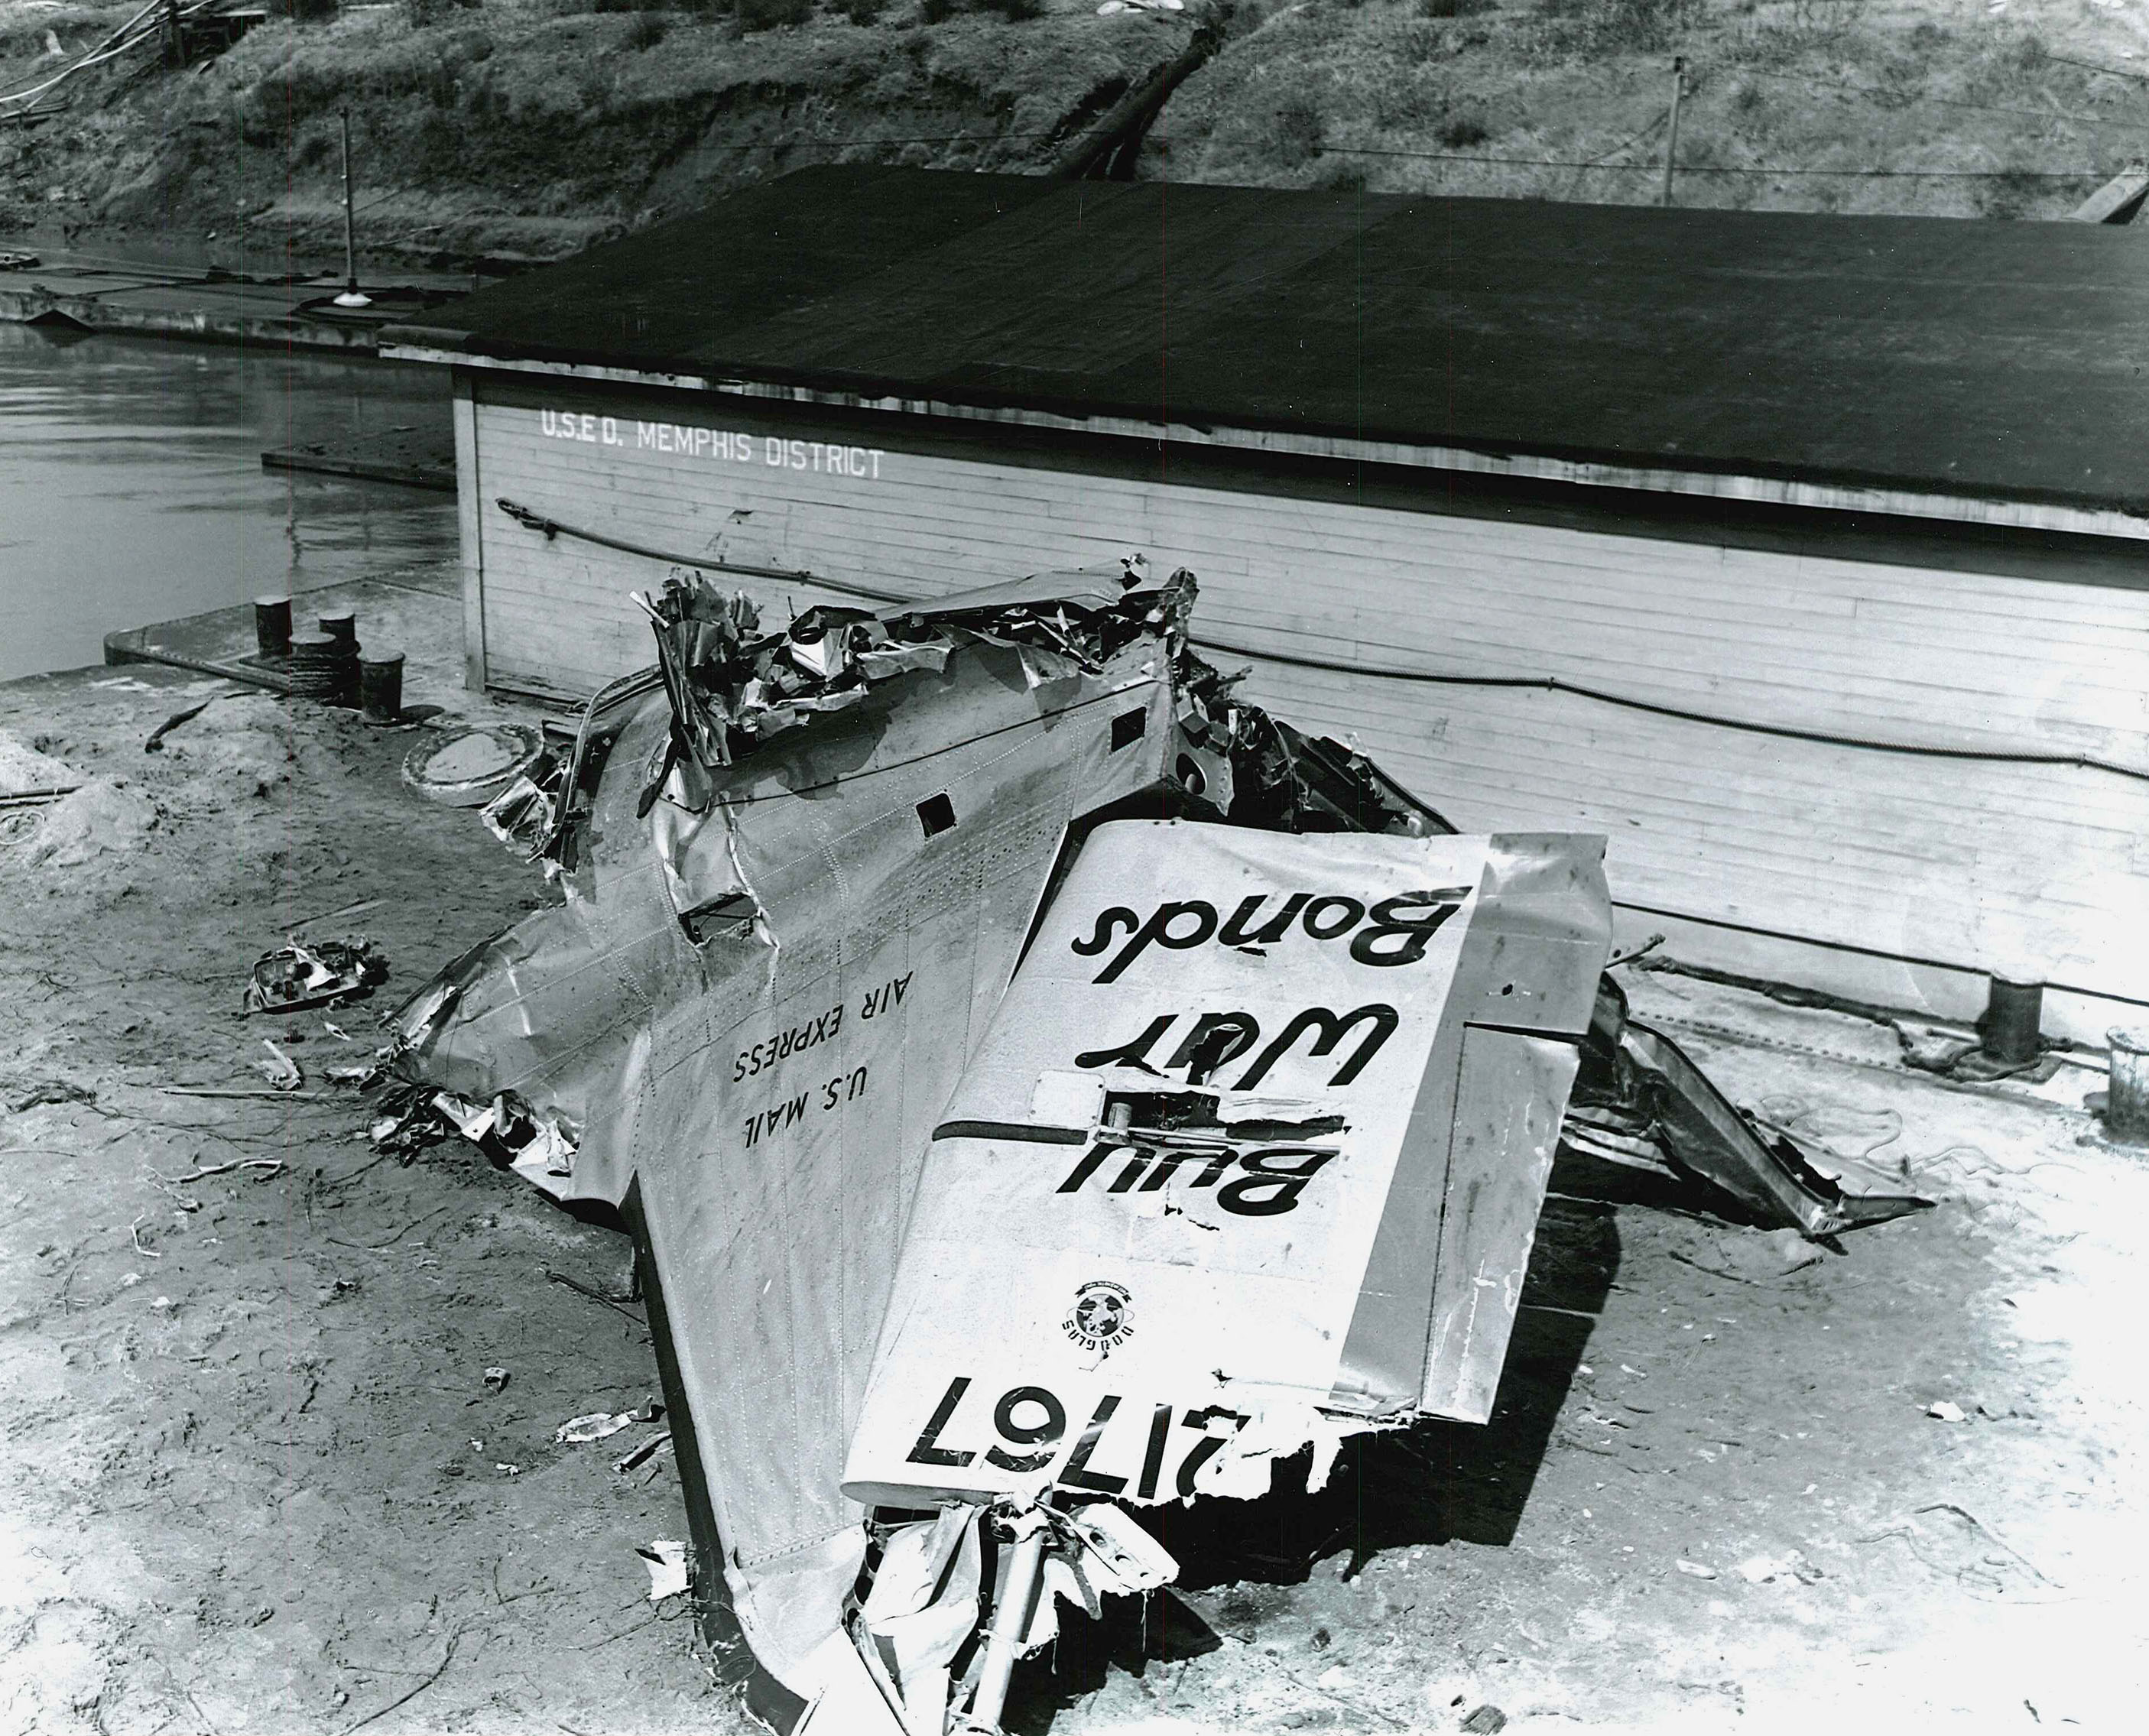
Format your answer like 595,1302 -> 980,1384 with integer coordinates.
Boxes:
842,820 -> 1499,1510
537,409 -> 888,479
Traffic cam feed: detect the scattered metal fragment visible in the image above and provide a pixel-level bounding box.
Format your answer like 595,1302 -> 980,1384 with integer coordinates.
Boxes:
368,1084 -> 450,1154
153,1159 -> 286,1183
479,754 -> 563,859
482,1367 -> 509,1394
143,698 -> 216,752
556,1402 -> 657,1446
252,1040 -> 303,1091
1566,975 -> 1932,1235
613,1433 -> 671,1474
638,1541 -> 689,1603
242,936 -> 388,1016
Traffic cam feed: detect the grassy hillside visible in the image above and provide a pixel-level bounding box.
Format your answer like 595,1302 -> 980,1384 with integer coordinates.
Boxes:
1163,0 -> 2149,217
5,0 -> 2149,269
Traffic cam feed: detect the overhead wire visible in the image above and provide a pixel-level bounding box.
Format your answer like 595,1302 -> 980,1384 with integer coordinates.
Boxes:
492,500 -> 2149,787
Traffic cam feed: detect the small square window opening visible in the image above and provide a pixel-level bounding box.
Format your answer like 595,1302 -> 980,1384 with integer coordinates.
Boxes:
916,793 -> 956,837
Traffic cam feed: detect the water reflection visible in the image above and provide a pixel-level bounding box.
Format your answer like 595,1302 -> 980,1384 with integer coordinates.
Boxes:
0,323 -> 457,680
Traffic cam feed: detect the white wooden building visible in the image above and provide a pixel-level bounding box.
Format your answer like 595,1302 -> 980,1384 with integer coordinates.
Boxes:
384,168 -> 2149,1043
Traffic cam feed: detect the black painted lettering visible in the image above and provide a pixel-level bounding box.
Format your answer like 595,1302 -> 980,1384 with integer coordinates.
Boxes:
1070,907 -> 1140,959
1349,889 -> 1469,967
1105,1149 -> 1152,1193
1057,1395 -> 1128,1495
1175,1408 -> 1247,1499
1237,1004 -> 1400,1089
1165,1013 -> 1261,1082
1189,1149 -> 1238,1189
1096,900 -> 1219,984
907,1377 -> 977,1468
1136,1147 -> 1203,1191
1218,892 -> 1308,948
1073,1014 -> 1175,1072
1137,1403 -> 1172,1501
985,1386 -> 1066,1473
1057,1143 -> 1116,1194
1300,895 -> 1365,941
1218,1147 -> 1337,1216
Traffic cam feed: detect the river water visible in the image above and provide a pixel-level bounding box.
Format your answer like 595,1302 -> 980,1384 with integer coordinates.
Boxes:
0,323 -> 457,683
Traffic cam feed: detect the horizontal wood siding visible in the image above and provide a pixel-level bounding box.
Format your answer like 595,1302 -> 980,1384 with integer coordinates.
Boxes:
471,376 -> 2149,1009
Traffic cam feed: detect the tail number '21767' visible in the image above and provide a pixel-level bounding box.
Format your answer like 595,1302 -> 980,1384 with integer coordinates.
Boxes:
904,1376 -> 1246,1500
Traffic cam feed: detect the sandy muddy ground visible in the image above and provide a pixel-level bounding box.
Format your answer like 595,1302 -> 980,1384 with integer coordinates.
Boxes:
3,660 -> 2145,1735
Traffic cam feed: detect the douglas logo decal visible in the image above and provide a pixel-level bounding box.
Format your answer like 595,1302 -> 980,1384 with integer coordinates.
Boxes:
1070,887 -> 1472,983
1063,1280 -> 1135,1352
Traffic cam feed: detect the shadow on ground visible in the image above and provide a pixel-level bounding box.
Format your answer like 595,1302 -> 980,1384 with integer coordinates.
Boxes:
1005,1189 -> 1627,1729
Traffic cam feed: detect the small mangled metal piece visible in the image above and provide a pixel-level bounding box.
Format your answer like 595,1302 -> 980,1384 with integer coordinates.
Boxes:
368,1082 -> 451,1154
323,1056 -> 386,1089
556,1403 -> 657,1444
372,1080 -> 582,1196
1566,975 -> 1932,1236
242,936 -> 388,1015
252,1040 -> 303,1091
481,752 -> 564,859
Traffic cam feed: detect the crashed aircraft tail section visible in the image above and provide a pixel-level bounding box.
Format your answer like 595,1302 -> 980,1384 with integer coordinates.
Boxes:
388,560 -> 1928,1734
841,823 -> 1610,1522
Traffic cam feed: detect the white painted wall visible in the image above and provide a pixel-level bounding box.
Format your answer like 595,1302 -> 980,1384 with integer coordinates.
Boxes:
466,375 -> 2149,1032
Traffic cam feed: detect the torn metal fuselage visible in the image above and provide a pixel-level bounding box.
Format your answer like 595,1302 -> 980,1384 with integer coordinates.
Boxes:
389,566 -> 1923,1734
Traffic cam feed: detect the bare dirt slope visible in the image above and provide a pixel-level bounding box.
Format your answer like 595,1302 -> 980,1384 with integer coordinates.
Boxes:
0,1 -> 1195,268
11,2 -> 2149,272
4,655 -> 2144,1734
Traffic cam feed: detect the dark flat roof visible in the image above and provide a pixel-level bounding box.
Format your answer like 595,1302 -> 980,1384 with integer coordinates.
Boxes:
388,165 -> 2149,518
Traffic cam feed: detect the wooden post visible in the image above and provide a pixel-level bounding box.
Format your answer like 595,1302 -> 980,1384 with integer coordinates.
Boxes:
2108,1029 -> 2149,1144
333,109 -> 370,308
1660,57 -> 1684,209
340,109 -> 355,290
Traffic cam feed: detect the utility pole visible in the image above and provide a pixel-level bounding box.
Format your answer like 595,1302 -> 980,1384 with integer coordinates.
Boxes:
333,108 -> 370,308
163,0 -> 181,70
1660,57 -> 1685,209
